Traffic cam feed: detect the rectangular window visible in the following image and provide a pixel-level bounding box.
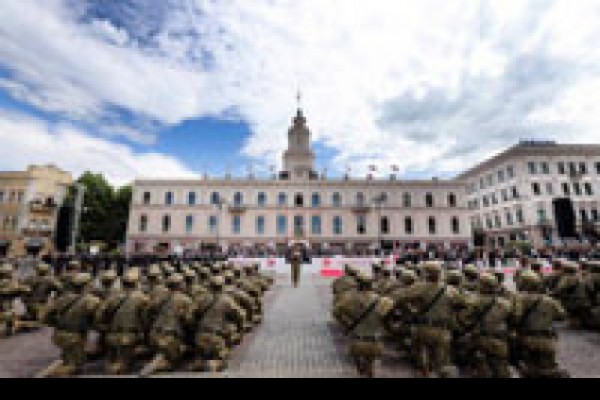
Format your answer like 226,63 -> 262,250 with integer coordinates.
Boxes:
592,209 -> 599,222
580,162 -> 588,175
511,186 -> 519,199
528,162 -> 537,175
580,209 -> 588,222
188,192 -> 197,206
546,183 -> 554,196
381,217 -> 390,235
574,182 -> 582,196
541,162 -> 550,174
209,216 -> 218,234
233,216 -> 242,235
585,182 -> 594,196
256,216 -> 265,235
498,170 -> 505,183
491,193 -> 498,205
0,192 -> 4,203
143,192 -> 151,205
140,215 -> 148,233
428,217 -> 437,234
507,165 -> 515,179
165,192 -> 174,206
403,193 -> 412,208
516,209 -> 524,224
185,215 -> 194,234
569,162 -> 577,175
532,183 -> 541,196
506,212 -> 514,226
562,183 -> 571,196
277,215 -> 287,236
501,189 -> 508,202
357,215 -> 367,235
333,216 -> 343,235
494,215 -> 502,228
311,216 -> 322,235
596,162 -> 600,175
558,162 -> 566,175
487,175 -> 493,187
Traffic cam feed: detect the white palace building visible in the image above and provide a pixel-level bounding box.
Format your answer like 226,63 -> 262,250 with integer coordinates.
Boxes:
126,108 -> 600,256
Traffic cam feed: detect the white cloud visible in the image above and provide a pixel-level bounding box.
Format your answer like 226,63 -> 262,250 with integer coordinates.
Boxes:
0,111 -> 196,186
0,0 -> 599,177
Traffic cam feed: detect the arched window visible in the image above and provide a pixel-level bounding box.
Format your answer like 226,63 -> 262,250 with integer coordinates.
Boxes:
165,192 -> 174,206
426,193 -> 434,208
234,192 -> 244,206
452,217 -> 460,234
162,215 -> 171,233
211,192 -> 220,206
448,193 -> 457,207
311,193 -> 321,207
139,215 -> 148,232
428,217 -> 436,234
257,192 -> 267,207
332,193 -> 342,207
188,192 -> 197,206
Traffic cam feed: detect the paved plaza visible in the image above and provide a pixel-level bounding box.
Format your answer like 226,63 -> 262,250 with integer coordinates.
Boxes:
1,275 -> 599,378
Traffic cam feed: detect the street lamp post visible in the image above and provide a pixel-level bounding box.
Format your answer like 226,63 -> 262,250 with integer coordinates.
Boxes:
70,183 -> 85,255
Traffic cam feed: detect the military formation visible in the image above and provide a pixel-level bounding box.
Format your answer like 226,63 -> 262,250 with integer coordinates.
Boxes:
0,260 -> 273,377
332,258 -> 600,378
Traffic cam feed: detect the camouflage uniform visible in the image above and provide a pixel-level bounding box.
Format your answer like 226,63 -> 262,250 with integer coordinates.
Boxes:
95,269 -> 150,375
462,265 -> 480,294
45,273 -> 100,377
551,262 -> 590,328
21,263 -> 62,329
89,270 -> 119,360
466,273 -> 514,378
514,271 -> 569,378
0,264 -> 30,337
383,270 -> 418,358
335,273 -> 393,378
224,271 -> 255,334
399,262 -> 466,378
582,261 -> 600,330
192,276 -> 246,372
59,261 -> 80,294
142,274 -> 195,376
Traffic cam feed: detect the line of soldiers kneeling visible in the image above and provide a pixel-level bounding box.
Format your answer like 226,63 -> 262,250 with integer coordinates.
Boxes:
0,260 -> 274,377
332,259 -> 600,378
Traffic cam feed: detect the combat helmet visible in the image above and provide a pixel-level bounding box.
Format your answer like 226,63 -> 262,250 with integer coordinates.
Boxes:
183,268 -> 197,281
210,263 -> 222,275
72,273 -> 92,288
519,270 -> 542,292
198,267 -> 211,280
423,262 -> 443,281
0,263 -> 14,277
463,265 -> 479,279
223,270 -> 235,284
401,269 -> 417,285
122,269 -> 140,286
446,270 -> 463,286
166,273 -> 184,289
355,272 -> 373,289
66,260 -> 80,272
37,263 -> 50,275
210,275 -> 225,291
479,273 -> 499,293
100,269 -> 118,285
147,264 -> 162,279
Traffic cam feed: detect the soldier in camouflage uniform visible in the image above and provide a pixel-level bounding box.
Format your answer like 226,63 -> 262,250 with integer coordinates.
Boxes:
236,267 -> 263,325
59,260 -> 80,294
21,262 -> 61,331
223,270 -> 255,334
332,265 -> 358,304
384,269 -> 418,359
514,271 -> 569,378
582,261 -> 600,330
551,262 -> 590,328
466,273 -> 514,378
399,262 -> 466,378
462,265 -> 480,294
0,263 -> 30,337
141,274 -> 195,377
374,267 -> 396,296
545,259 -> 566,294
96,269 -> 150,375
88,269 -> 119,360
335,272 -> 393,378
192,276 -> 246,372
45,273 -> 100,377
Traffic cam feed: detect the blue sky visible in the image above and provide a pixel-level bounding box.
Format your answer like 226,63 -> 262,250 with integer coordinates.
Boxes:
0,1 -> 599,185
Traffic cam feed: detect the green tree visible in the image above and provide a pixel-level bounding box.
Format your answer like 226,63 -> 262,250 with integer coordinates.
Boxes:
73,172 -> 132,251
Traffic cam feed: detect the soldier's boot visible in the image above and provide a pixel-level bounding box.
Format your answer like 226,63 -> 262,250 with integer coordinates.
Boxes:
49,363 -> 80,378
106,361 -> 127,376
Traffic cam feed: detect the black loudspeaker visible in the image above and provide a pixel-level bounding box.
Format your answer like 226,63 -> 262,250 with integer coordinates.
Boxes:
553,198 -> 577,239
55,204 -> 73,252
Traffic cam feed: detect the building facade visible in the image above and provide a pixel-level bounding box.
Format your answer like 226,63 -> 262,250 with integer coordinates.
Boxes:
459,142 -> 600,248
126,110 -> 600,255
126,110 -> 471,255
0,165 -> 73,257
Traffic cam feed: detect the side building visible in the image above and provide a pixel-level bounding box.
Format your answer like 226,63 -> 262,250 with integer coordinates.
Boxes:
126,110 -> 471,255
0,165 -> 73,257
458,142 -> 600,249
